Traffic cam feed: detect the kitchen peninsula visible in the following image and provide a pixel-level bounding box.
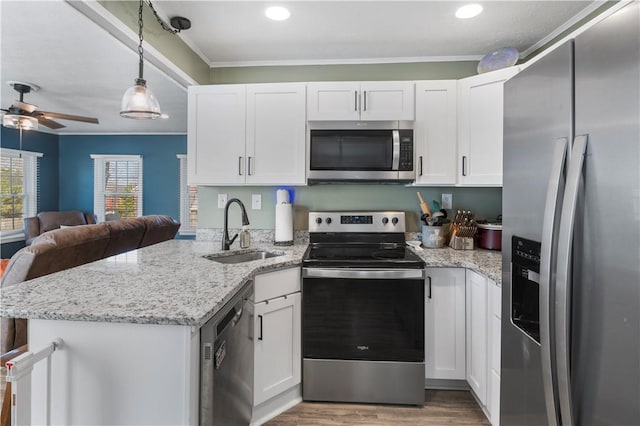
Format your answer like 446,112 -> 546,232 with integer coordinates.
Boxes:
0,238 -> 501,425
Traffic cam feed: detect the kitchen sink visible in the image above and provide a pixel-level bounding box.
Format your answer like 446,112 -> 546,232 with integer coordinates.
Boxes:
204,250 -> 283,264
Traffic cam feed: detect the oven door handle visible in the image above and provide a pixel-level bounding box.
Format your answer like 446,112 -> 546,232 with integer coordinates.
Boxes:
303,268 -> 425,280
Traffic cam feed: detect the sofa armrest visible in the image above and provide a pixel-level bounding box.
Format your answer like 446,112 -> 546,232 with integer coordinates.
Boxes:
85,213 -> 97,224
23,217 -> 40,246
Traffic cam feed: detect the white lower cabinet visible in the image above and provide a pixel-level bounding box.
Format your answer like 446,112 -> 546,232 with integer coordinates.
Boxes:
424,268 -> 466,381
465,269 -> 502,425
466,269 -> 488,404
252,267 -> 302,424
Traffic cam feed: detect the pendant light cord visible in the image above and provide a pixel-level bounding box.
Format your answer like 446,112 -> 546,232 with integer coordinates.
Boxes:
137,0 -> 145,82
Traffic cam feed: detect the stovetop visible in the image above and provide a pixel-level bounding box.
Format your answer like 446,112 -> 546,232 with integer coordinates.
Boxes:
302,243 -> 424,269
303,211 -> 425,269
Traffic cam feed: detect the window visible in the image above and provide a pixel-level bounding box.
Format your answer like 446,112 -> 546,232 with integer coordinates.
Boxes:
91,155 -> 143,222
0,148 -> 42,241
177,154 -> 197,235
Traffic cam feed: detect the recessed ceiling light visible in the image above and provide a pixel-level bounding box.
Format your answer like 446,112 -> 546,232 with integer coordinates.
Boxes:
265,6 -> 290,21
456,4 -> 483,19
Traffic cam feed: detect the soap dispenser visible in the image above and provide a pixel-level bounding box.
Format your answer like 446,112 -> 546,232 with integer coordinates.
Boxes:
240,225 -> 251,249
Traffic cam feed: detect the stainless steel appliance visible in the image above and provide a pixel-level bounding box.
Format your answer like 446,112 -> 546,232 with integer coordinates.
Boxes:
200,281 -> 254,426
302,211 -> 425,405
502,3 -> 639,425
307,123 -> 414,182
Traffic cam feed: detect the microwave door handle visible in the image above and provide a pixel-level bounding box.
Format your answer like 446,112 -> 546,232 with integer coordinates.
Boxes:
392,130 -> 400,170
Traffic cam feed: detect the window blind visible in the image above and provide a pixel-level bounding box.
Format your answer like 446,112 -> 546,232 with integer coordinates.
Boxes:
177,154 -> 198,234
91,155 -> 143,222
0,148 -> 43,237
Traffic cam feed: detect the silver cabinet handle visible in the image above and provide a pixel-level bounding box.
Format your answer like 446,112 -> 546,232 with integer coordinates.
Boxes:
540,137 -> 568,426
428,276 -> 432,299
419,156 -> 423,176
248,156 -> 253,176
462,156 -> 467,176
258,314 -> 263,341
556,134 -> 588,426
238,156 -> 243,175
355,91 -> 358,112
363,91 -> 367,111
391,130 -> 400,170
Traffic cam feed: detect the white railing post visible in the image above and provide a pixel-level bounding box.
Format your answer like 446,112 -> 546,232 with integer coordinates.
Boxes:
5,339 -> 63,426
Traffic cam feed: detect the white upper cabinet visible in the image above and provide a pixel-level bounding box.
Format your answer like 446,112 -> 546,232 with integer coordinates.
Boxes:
307,81 -> 414,121
246,84 -> 307,185
457,67 -> 519,186
414,81 -> 458,185
188,83 -> 306,186
188,85 -> 246,185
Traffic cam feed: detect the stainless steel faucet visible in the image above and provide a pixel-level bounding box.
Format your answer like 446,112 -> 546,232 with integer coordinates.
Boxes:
222,198 -> 250,250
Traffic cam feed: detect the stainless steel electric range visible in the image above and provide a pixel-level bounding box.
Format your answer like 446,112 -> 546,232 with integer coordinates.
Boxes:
302,211 -> 425,406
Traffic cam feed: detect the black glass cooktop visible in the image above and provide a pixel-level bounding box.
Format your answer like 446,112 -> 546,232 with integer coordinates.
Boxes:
302,243 -> 425,268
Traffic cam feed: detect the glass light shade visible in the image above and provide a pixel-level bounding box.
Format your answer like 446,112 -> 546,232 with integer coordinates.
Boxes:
120,79 -> 161,119
265,6 -> 290,21
2,114 -> 38,130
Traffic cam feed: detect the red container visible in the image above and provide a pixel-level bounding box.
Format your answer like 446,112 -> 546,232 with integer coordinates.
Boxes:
477,223 -> 502,250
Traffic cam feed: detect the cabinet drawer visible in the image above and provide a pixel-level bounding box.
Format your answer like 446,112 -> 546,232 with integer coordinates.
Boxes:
254,267 -> 301,303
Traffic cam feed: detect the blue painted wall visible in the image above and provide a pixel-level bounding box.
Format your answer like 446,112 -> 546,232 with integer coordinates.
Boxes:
58,134 -> 186,222
1,128 -> 59,257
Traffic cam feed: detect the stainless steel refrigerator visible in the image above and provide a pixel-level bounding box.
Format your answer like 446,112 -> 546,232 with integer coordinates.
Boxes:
501,2 -> 639,425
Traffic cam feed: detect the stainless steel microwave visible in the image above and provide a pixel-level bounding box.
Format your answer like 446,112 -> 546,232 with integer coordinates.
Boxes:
307,127 -> 415,183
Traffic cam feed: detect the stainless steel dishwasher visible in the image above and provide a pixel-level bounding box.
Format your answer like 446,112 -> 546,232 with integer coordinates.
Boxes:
200,280 -> 254,426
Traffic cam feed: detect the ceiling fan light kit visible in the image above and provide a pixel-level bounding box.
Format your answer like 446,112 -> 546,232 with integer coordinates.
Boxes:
2,114 -> 38,131
121,0 -> 190,120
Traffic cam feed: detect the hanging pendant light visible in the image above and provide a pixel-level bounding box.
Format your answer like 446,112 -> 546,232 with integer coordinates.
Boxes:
120,0 -> 161,119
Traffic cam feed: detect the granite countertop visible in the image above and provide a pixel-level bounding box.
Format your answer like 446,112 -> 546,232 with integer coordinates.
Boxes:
0,240 -> 502,327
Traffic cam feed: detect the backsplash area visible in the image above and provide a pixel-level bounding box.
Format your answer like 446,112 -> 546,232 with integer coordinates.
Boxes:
197,185 -> 502,232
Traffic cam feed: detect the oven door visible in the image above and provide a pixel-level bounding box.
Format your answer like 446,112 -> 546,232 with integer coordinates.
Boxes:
302,268 -> 424,362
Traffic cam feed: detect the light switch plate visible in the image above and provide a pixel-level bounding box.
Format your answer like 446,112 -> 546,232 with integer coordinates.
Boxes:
252,194 -> 262,210
218,194 -> 228,209
442,193 -> 453,210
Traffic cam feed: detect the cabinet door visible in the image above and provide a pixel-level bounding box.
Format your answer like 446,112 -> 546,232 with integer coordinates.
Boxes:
466,269 -> 488,404
424,268 -> 466,380
246,83 -> 307,185
457,67 -> 518,186
415,81 -> 458,185
360,81 -> 415,121
254,292 -> 301,406
307,82 -> 360,121
487,279 -> 502,425
187,85 -> 246,185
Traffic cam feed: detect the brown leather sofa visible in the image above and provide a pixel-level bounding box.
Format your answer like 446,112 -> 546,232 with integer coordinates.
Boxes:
1,215 -> 180,354
24,210 -> 97,246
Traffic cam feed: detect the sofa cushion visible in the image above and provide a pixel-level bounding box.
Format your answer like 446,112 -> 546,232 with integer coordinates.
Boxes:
139,215 -> 180,247
25,223 -> 110,280
104,218 -> 146,257
38,210 -> 88,233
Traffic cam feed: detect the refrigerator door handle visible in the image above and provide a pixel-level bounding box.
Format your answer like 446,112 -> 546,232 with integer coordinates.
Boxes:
556,134 -> 588,426
540,137 -> 568,426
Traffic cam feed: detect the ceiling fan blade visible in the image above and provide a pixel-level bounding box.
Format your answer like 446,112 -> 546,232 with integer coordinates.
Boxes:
37,116 -> 66,129
38,111 -> 99,124
14,101 -> 37,113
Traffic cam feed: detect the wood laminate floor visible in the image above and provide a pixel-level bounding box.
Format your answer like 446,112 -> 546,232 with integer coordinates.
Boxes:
265,390 -> 490,425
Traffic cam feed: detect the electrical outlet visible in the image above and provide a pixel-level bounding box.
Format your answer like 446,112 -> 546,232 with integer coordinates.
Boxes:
252,194 -> 262,210
217,194 -> 228,209
442,193 -> 453,210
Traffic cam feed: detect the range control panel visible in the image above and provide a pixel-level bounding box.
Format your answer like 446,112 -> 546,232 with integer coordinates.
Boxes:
309,211 -> 406,233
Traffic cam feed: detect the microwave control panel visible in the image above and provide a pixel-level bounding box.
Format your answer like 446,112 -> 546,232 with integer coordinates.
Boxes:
399,130 -> 413,171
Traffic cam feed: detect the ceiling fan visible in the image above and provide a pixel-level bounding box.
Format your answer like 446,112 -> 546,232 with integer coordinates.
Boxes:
1,82 -> 99,130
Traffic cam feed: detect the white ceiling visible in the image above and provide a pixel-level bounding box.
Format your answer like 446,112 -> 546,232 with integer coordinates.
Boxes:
0,0 -> 601,135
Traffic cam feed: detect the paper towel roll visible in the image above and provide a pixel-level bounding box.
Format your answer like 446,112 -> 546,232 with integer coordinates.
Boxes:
276,189 -> 290,204
275,203 -> 293,244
